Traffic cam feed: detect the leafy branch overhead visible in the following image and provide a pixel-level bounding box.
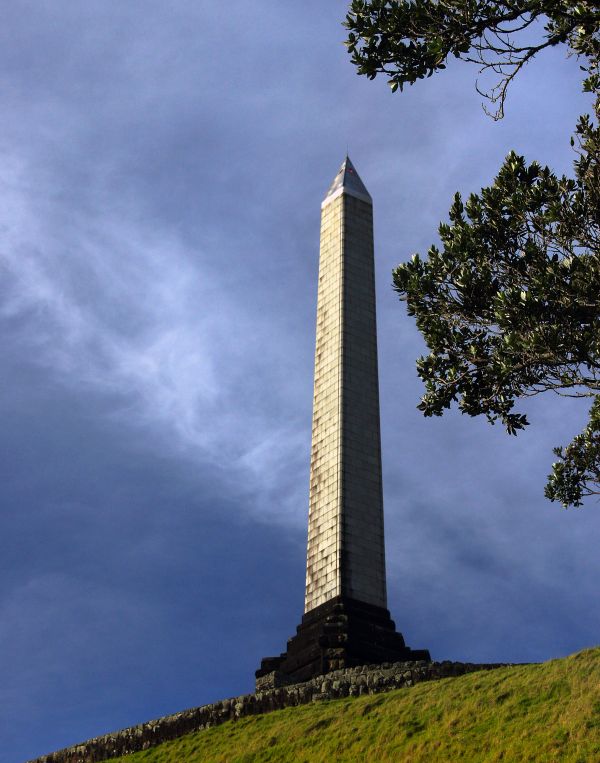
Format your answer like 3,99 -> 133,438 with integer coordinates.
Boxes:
345,0 -> 600,118
344,1 -> 600,507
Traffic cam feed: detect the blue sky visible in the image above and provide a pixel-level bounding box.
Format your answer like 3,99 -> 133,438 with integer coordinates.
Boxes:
1,3 -> 599,761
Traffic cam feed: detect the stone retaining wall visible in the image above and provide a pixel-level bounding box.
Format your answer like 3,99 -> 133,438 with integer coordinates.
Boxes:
28,659 -> 511,763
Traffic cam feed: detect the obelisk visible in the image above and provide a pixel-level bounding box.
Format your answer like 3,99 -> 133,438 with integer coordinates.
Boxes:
256,158 -> 429,689
305,157 -> 386,613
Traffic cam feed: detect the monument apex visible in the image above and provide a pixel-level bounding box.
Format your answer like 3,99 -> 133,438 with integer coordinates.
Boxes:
256,157 -> 429,690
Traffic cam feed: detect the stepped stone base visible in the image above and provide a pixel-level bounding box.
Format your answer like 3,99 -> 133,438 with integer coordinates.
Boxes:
255,596 -> 430,690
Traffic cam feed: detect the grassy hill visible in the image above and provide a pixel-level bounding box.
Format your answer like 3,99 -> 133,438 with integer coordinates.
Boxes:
109,647 -> 600,762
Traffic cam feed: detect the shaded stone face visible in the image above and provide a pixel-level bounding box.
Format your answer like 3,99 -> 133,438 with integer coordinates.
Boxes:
305,159 -> 387,613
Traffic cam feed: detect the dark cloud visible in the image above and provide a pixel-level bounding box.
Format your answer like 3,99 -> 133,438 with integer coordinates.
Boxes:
0,2 -> 597,761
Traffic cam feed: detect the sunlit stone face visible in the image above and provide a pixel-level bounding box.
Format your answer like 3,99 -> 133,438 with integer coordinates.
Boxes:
304,160 -> 387,614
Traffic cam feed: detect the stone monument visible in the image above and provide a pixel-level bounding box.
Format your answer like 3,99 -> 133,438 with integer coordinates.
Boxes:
256,158 -> 429,690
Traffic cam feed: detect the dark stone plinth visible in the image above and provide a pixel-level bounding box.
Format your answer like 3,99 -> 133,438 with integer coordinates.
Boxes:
255,596 -> 430,689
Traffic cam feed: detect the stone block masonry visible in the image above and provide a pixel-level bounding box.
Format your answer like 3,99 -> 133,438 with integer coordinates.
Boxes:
27,660 -> 512,763
306,172 -> 386,613
256,157 -> 429,685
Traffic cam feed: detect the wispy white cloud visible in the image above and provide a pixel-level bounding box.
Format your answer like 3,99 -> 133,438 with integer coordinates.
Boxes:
0,153 -> 310,526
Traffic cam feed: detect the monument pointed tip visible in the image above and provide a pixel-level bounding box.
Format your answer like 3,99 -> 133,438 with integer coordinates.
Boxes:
323,156 -> 372,206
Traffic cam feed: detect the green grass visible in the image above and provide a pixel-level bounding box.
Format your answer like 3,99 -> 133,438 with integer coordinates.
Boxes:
109,647 -> 600,762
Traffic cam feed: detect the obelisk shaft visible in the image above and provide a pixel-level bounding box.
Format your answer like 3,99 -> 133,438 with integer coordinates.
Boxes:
305,159 -> 387,613
255,158 -> 430,688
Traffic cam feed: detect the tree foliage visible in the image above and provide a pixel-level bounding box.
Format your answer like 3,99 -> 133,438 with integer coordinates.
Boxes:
344,1 -> 600,506
345,0 -> 600,118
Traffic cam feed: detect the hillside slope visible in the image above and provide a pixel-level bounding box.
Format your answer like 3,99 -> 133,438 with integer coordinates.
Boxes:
109,648 -> 600,762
